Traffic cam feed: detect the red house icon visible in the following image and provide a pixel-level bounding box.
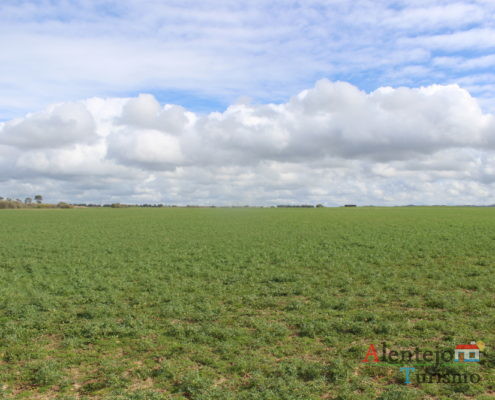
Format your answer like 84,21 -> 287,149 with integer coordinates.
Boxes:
454,342 -> 480,362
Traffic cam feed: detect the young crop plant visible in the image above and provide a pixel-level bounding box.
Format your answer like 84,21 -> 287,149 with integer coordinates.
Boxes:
0,207 -> 493,399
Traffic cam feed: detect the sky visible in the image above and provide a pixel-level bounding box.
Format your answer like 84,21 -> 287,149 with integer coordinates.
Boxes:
1,0 -> 495,205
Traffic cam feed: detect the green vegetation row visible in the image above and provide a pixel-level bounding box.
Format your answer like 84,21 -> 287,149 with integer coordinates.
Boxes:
0,207 -> 493,399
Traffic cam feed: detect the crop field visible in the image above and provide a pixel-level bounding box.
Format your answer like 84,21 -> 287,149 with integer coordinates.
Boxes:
0,207 -> 493,399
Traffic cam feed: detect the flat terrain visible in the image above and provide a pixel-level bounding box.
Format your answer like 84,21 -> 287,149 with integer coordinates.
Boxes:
0,207 -> 493,399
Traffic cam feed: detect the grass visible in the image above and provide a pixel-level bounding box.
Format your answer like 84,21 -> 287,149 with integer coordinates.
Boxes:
0,207 -> 493,399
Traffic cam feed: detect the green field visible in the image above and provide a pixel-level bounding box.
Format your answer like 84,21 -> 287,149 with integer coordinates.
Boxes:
0,207 -> 493,399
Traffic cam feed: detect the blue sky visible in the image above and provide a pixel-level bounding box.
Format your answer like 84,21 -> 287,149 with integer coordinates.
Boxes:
1,0 -> 494,119
1,0 -> 495,205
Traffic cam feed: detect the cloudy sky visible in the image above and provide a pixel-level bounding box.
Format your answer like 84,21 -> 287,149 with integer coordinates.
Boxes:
1,0 -> 495,205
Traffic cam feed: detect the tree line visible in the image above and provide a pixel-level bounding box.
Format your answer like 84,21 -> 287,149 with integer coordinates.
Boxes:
0,195 -> 73,209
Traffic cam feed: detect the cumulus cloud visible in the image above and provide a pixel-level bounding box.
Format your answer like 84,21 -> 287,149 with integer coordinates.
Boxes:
120,94 -> 194,133
108,128 -> 184,170
0,103 -> 96,149
1,80 -> 494,205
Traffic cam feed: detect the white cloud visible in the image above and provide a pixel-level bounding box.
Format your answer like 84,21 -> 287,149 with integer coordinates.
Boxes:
2,0 -> 495,120
402,28 -> 495,51
0,102 -> 96,149
108,128 -> 185,169
120,94 -> 194,133
383,3 -> 485,32
1,80 -> 495,205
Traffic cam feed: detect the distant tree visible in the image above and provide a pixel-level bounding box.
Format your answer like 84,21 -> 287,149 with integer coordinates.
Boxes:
316,204 -> 324,208
34,195 -> 43,204
25,197 -> 32,205
0,196 -> 4,201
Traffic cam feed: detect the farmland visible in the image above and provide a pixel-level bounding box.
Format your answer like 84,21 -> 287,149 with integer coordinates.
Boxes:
0,207 -> 493,399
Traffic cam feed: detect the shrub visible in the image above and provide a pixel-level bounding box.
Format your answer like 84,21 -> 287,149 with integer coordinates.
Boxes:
0,200 -> 25,209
